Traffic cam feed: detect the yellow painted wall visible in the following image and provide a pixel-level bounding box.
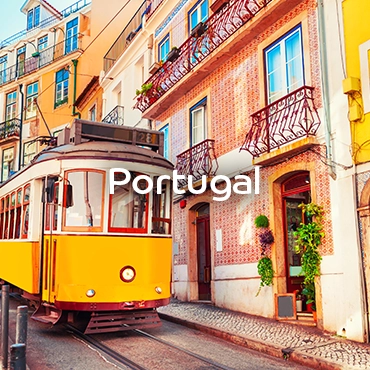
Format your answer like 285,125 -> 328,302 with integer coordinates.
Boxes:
343,0 -> 370,164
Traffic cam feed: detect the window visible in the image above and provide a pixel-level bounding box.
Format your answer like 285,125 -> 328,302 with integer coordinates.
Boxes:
152,178 -> 171,235
0,55 -> 7,84
17,46 -> 26,77
160,124 -> 169,160
38,35 -> 48,51
89,105 -> 96,121
65,18 -> 79,54
2,147 -> 14,182
265,26 -> 304,104
27,6 -> 40,30
23,141 -> 37,166
189,0 -> 208,33
14,188 -> 22,239
22,184 -> 30,239
55,69 -> 69,108
190,98 -> 207,146
158,34 -> 170,62
109,172 -> 148,233
26,82 -> 38,119
0,198 -> 4,239
63,170 -> 104,231
6,91 -> 17,121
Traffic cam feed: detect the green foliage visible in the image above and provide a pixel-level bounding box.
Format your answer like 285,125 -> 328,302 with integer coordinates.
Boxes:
256,256 -> 274,296
294,202 -> 324,311
254,215 -> 269,228
136,83 -> 153,96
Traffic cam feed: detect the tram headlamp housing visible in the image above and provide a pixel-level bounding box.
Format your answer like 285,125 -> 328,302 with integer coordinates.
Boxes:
155,286 -> 162,294
120,266 -> 136,282
86,289 -> 96,298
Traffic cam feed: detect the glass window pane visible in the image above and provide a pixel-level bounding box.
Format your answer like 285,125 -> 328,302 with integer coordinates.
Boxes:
65,171 -> 103,228
200,0 -> 208,22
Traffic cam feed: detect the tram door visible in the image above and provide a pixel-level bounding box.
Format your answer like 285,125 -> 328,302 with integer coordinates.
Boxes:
196,204 -> 211,301
42,178 -> 59,303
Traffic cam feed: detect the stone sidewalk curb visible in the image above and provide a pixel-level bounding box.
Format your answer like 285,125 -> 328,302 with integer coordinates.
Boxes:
159,312 -> 344,370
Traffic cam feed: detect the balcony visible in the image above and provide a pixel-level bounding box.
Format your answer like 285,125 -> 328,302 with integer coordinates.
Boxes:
0,0 -> 91,49
146,0 -> 165,20
176,139 -> 219,188
240,86 -> 321,165
103,1 -> 151,73
0,119 -> 21,142
102,105 -> 124,125
135,0 -> 287,116
0,36 -> 82,87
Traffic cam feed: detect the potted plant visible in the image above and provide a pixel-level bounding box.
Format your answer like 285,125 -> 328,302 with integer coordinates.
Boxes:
149,60 -> 163,75
294,202 -> 324,321
167,46 -> 180,62
136,83 -> 153,96
191,22 -> 207,38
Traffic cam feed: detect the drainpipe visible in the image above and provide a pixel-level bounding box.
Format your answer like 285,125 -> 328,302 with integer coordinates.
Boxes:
317,0 -> 336,180
18,84 -> 24,171
71,59 -> 81,119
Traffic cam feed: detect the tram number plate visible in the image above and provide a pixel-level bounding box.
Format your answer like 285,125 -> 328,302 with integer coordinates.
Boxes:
137,132 -> 158,145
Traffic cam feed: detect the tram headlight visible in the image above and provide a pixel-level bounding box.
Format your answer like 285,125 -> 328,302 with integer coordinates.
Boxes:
155,286 -> 162,294
86,289 -> 96,298
120,266 -> 136,282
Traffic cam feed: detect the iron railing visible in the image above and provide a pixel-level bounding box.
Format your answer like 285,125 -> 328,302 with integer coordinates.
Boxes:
135,0 -> 272,112
103,1 -> 151,72
240,86 -> 321,157
176,139 -> 219,187
102,105 -> 125,125
0,118 -> 21,140
0,36 -> 82,87
146,0 -> 165,20
0,0 -> 91,49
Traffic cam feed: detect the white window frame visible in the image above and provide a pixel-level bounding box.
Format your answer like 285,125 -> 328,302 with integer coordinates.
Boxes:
26,82 -> 38,119
190,98 -> 207,146
189,0 -> 208,32
265,26 -> 304,104
2,147 -> 15,182
160,124 -> 170,160
23,141 -> 37,166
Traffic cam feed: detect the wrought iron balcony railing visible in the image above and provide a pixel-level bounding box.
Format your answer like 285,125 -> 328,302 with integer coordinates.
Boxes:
103,1 -> 151,73
102,105 -> 124,125
0,36 -> 82,87
0,0 -> 91,49
0,118 -> 21,140
176,139 -> 219,188
134,0 -> 272,112
240,86 -> 321,157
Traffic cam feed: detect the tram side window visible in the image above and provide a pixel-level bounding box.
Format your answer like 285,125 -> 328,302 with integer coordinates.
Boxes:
22,184 -> 31,239
0,198 -> 4,239
152,178 -> 171,235
64,171 -> 104,230
14,188 -> 22,239
45,182 -> 59,231
109,172 -> 148,232
3,195 -> 10,239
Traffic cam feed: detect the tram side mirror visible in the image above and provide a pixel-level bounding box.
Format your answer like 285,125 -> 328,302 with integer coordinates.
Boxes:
65,184 -> 74,208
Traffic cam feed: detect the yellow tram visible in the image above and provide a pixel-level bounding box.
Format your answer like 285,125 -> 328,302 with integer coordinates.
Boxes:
0,119 -> 173,333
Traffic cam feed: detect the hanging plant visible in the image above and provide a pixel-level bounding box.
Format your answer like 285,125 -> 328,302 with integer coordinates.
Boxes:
294,202 -> 324,311
256,256 -> 274,296
255,215 -> 275,296
254,215 -> 269,228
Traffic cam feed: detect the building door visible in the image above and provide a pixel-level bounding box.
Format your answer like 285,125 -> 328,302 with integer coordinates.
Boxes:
196,204 -> 211,300
282,172 -> 311,293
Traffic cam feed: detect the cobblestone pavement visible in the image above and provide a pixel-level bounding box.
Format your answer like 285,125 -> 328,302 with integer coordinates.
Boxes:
158,300 -> 370,369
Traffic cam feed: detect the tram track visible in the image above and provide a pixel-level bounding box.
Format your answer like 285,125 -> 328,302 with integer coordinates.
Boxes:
65,323 -> 235,370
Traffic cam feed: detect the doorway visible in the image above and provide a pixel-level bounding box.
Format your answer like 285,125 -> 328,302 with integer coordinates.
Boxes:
195,203 -> 211,301
282,172 -> 311,293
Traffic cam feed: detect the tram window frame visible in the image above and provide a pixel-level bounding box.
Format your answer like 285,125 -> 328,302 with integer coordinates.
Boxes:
3,195 -> 10,239
0,198 -> 4,239
152,178 -> 171,235
62,169 -> 105,232
45,181 -> 59,231
21,184 -> 31,239
9,192 -> 16,239
14,188 -> 22,239
108,172 -> 149,234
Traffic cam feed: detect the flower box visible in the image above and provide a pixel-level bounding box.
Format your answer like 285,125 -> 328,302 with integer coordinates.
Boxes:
167,48 -> 180,63
190,22 -> 207,38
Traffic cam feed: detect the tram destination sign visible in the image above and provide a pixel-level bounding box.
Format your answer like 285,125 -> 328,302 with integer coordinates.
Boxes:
70,119 -> 164,154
